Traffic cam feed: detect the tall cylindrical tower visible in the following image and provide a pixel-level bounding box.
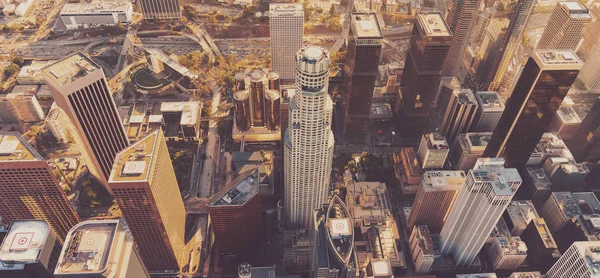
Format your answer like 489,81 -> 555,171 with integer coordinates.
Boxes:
248,69 -> 266,127
264,89 -> 281,131
234,90 -> 251,131
268,71 -> 281,92
284,46 -> 335,229
235,72 -> 246,91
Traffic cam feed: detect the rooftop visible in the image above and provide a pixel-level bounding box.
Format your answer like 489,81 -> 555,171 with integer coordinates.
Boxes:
533,50 -> 583,69
0,221 -> 51,264
422,171 -> 465,191
573,241 -> 600,275
475,91 -> 504,111
17,60 -> 56,80
562,1 -> 591,17
557,106 -> 582,123
210,169 -> 260,206
453,89 -> 477,105
466,132 -> 493,148
525,168 -> 552,189
471,164 -> 521,196
9,85 -> 39,95
0,133 -> 42,162
350,12 -> 383,38
573,192 -> 600,215
424,132 -> 449,149
160,102 -> 201,126
56,221 -> 117,274
506,201 -> 539,229
42,52 -> 100,87
552,192 -> 582,219
530,218 -> 557,248
496,237 -> 528,255
61,0 -> 131,15
109,130 -> 160,182
509,272 -> 543,278
414,225 -> 434,256
417,11 -> 451,37
457,274 -> 497,278
269,3 -> 303,15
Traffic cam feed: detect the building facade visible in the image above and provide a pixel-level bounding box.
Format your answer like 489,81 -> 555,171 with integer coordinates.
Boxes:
409,225 -> 435,274
568,96 -> 600,163
269,4 -> 303,81
417,133 -> 449,169
439,89 -> 478,144
546,241 -> 600,278
60,1 -> 132,29
441,0 -> 479,77
42,52 -> 129,187
483,50 -> 581,168
536,1 -> 591,51
284,46 -> 334,229
472,91 -> 504,133
140,0 -> 180,20
449,132 -> 492,171
0,133 -> 80,242
438,158 -> 521,266
108,130 -> 185,273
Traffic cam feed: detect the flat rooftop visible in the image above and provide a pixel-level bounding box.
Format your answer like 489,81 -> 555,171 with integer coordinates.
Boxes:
160,102 -> 201,126
533,50 -> 583,68
422,171 -> 465,191
457,274 -> 497,278
573,192 -> 600,215
475,91 -> 504,111
109,130 -> 159,182
557,106 -> 582,123
417,12 -> 451,37
9,85 -> 39,95
562,1 -> 591,14
453,89 -> 477,105
424,132 -> 449,149
42,52 -> 101,87
572,241 -> 600,275
506,200 -> 538,228
61,1 -> 131,14
0,133 -> 42,162
56,221 -> 117,274
525,168 -> 552,189
0,221 -> 51,264
269,3 -> 303,15
466,132 -> 492,148
471,166 -> 521,196
551,192 -> 582,219
18,60 -> 56,80
210,169 -> 260,206
351,13 -> 383,38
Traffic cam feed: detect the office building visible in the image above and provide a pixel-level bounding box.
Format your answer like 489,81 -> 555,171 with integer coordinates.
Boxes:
409,225 -> 435,274
438,158 -> 521,266
546,241 -> 600,278
522,168 -> 552,209
541,192 -> 583,233
108,130 -> 185,273
551,192 -> 600,253
139,0 -> 180,20
503,200 -> 539,236
483,50 -> 581,168
0,91 -> 45,123
17,60 -> 56,85
439,89 -> 478,144
472,91 -> 504,132
483,0 -> 536,91
449,132 -> 492,171
284,46 -> 334,229
581,2 -> 600,56
232,151 -> 275,196
580,43 -> 600,92
282,229 -> 311,275
520,218 -> 560,273
54,219 -> 150,277
345,182 -> 405,270
487,236 -> 527,270
568,96 -> 600,163
0,220 -> 61,278
408,171 -> 465,233
160,102 -> 202,141
536,1 -> 591,51
269,4 -> 303,81
208,169 -> 262,257
434,77 -> 461,117
0,133 -> 79,242
311,195 -> 357,278
441,0 -> 479,77
393,148 -> 422,195
417,133 -> 449,169
60,1 -> 132,29
547,162 -> 589,191
232,68 -> 281,142
344,12 -> 383,143
549,105 -> 581,140
42,52 -> 129,186
474,14 -> 510,88
399,11 -> 452,135
526,133 -> 573,167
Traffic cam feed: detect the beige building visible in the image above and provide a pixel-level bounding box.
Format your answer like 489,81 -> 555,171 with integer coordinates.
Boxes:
417,133 -> 449,169
42,52 -> 129,187
269,4 -> 303,81
442,0 -> 479,77
54,219 -> 150,277
487,236 -> 528,270
108,130 -> 186,274
0,87 -> 45,123
546,241 -> 600,278
449,132 -> 492,171
0,133 -> 80,242
536,1 -> 591,51
409,225 -> 435,274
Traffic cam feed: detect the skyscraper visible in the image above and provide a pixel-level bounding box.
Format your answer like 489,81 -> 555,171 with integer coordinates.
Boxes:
441,0 -> 479,77
284,46 -> 334,229
483,0 -> 535,91
581,2 -> 600,56
108,130 -> 185,273
269,4 -> 303,82
208,169 -> 262,258
438,158 -> 521,266
568,96 -> 600,163
483,50 -> 581,168
417,132 -> 450,169
408,170 -> 465,233
139,0 -> 181,20
344,12 -> 383,143
54,219 -> 150,277
578,44 -> 600,92
546,241 -> 600,278
474,13 -> 510,88
42,52 -> 129,187
472,91 -> 504,132
0,133 -> 79,241
536,1 -> 591,51
439,89 -> 478,144
449,132 -> 492,170
399,11 -> 452,135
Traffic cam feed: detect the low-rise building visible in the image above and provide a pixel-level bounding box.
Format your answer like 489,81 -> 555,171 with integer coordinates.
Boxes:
486,236 -> 527,270
393,148 -> 422,195
61,0 -> 132,29
17,60 -> 56,85
0,88 -> 45,123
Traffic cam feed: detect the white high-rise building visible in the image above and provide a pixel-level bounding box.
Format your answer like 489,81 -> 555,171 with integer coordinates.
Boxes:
546,241 -> 600,278
269,4 -> 303,81
579,43 -> 600,92
536,1 -> 591,51
438,158 -> 522,266
284,46 -> 334,229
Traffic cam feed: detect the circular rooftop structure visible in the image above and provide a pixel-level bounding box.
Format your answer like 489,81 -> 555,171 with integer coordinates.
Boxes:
248,69 -> 266,81
234,90 -> 250,101
132,68 -> 167,92
305,46 -> 325,59
265,90 -> 280,100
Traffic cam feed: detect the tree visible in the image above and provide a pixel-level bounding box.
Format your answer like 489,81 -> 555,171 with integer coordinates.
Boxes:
4,63 -> 19,77
329,4 -> 336,16
12,56 -> 24,66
